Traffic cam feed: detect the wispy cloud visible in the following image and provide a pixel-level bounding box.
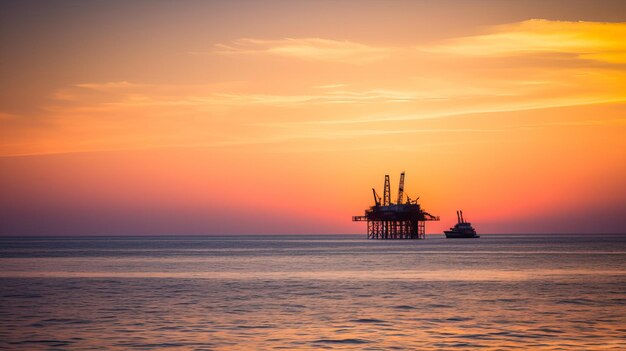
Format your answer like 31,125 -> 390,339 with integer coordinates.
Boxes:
48,85 -> 442,109
212,89 -> 441,105
214,38 -> 393,63
75,81 -> 145,91
427,19 -> 626,64
246,95 -> 626,129
314,83 -> 347,89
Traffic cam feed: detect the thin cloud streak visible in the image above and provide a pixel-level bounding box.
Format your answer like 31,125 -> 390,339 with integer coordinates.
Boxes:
0,126 -> 509,158
214,38 -> 394,63
46,86 -> 447,110
249,97 -> 626,127
427,19 -> 626,64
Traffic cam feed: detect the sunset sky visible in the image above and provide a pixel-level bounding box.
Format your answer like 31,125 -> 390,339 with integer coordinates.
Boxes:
1,0 -> 625,235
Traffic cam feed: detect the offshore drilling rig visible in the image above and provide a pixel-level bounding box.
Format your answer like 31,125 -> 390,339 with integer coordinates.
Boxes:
352,172 -> 439,239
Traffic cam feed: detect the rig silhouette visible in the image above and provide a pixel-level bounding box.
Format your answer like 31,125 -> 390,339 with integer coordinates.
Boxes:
352,172 -> 439,239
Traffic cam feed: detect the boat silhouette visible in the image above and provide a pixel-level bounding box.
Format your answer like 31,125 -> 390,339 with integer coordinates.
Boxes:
444,210 -> 479,238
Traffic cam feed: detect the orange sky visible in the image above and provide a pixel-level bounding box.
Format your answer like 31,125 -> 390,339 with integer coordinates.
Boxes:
1,0 -> 625,235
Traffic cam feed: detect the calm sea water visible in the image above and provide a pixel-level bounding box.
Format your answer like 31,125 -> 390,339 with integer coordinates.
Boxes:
1,234 -> 625,350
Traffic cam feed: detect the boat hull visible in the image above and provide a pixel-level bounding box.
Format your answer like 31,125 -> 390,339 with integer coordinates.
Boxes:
444,231 -> 479,238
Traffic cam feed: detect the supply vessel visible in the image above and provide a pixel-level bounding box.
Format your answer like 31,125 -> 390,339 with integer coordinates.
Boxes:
444,210 -> 479,238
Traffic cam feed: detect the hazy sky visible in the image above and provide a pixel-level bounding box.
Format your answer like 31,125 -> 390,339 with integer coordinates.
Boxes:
1,0 -> 625,235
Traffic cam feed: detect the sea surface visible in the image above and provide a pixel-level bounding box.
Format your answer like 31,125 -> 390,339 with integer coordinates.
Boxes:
1,234 -> 625,350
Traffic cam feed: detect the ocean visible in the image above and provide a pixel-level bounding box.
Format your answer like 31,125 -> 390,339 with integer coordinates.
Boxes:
1,234 -> 625,350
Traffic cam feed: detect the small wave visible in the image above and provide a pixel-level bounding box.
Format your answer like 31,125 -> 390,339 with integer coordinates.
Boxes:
350,318 -> 386,324
556,298 -> 594,305
531,327 -> 565,334
41,318 -> 92,325
427,303 -> 452,308
446,317 -> 473,322
116,342 -> 188,348
2,293 -> 42,299
237,325 -> 276,329
495,298 -> 520,303
155,326 -> 182,331
313,338 -> 370,344
8,340 -> 73,347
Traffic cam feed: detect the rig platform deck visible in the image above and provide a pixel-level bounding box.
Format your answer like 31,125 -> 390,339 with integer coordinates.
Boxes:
352,172 -> 439,239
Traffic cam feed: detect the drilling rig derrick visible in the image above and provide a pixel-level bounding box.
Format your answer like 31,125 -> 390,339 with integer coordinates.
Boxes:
397,171 -> 405,205
383,175 -> 391,206
352,172 -> 439,239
